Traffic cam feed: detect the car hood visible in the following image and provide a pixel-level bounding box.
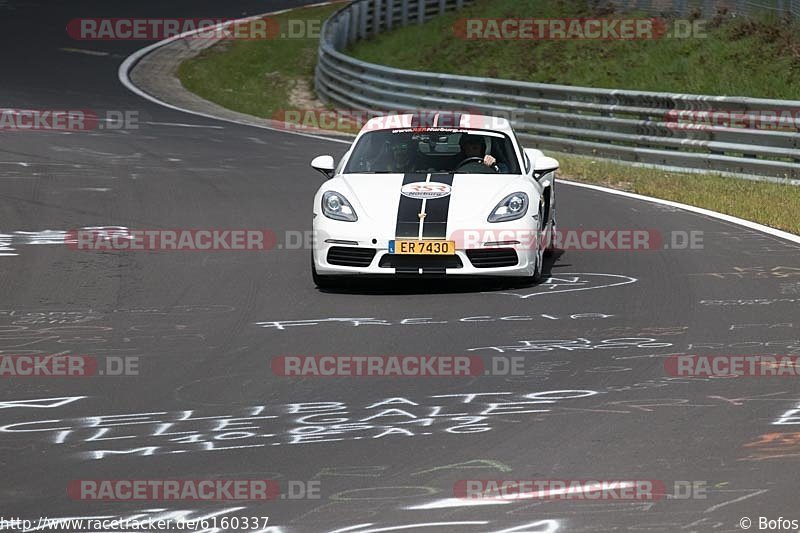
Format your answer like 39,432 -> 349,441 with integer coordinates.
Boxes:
326,172 -> 533,237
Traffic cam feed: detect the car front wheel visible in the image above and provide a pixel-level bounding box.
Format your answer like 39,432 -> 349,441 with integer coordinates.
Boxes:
311,254 -> 337,289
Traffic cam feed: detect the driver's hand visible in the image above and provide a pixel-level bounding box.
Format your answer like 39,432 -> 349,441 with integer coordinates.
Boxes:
483,155 -> 496,166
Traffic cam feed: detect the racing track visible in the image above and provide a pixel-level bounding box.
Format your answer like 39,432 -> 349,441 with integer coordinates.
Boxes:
1,1 -> 800,531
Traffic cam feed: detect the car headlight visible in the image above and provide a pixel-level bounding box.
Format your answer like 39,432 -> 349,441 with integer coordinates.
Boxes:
488,192 -> 528,222
322,191 -> 358,222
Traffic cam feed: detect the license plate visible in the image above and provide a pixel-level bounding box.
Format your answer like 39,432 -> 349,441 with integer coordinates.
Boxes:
389,240 -> 456,255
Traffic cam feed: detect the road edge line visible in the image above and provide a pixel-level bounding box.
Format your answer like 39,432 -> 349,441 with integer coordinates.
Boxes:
560,179 -> 800,244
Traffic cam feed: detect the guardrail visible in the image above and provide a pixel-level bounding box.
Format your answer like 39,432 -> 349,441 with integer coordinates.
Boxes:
315,0 -> 800,181
617,0 -> 800,19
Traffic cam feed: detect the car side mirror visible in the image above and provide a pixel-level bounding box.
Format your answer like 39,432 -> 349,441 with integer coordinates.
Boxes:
533,156 -> 559,181
311,155 -> 335,178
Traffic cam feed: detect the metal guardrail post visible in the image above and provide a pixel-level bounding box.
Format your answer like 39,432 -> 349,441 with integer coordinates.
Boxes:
401,0 -> 409,26
359,1 -> 368,39
417,0 -> 426,24
348,3 -> 359,42
373,0 -> 382,36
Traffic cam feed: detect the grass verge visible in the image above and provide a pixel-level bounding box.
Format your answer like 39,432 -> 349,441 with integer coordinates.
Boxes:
176,2 -> 800,235
347,0 -> 800,99
557,154 -> 800,234
178,3 -> 343,119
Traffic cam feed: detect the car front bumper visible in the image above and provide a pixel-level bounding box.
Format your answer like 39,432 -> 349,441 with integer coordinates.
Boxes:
312,232 -> 539,278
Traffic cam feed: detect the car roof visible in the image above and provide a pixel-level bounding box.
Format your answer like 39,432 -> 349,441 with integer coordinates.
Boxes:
361,113 -> 513,135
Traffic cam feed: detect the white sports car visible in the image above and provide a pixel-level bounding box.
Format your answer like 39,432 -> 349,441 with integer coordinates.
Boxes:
310,113 -> 558,287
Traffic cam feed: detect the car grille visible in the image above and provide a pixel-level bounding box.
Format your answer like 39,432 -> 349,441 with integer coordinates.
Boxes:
466,248 -> 519,268
326,247 -> 376,267
379,254 -> 463,273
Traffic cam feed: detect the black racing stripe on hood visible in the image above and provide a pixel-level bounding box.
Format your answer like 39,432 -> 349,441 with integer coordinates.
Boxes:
395,173 -> 423,238
421,174 -> 455,239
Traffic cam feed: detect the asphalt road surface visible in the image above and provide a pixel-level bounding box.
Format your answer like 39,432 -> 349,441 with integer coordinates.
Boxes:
1,1 -> 800,532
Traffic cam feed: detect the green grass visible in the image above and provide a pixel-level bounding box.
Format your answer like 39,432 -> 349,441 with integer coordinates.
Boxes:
348,0 -> 800,99
178,3 -> 343,119
557,154 -> 800,234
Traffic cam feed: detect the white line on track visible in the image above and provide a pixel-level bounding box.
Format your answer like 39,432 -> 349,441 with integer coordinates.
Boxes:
59,47 -> 110,57
142,121 -> 225,129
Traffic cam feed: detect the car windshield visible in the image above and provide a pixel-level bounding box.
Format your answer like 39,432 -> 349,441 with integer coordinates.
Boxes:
343,128 -> 521,174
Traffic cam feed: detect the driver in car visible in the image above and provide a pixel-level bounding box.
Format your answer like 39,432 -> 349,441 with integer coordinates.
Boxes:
458,133 -> 502,172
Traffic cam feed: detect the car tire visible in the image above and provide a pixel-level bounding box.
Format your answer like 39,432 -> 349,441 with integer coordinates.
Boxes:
544,215 -> 556,257
524,207 -> 545,285
532,233 -> 543,284
311,254 -> 337,289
